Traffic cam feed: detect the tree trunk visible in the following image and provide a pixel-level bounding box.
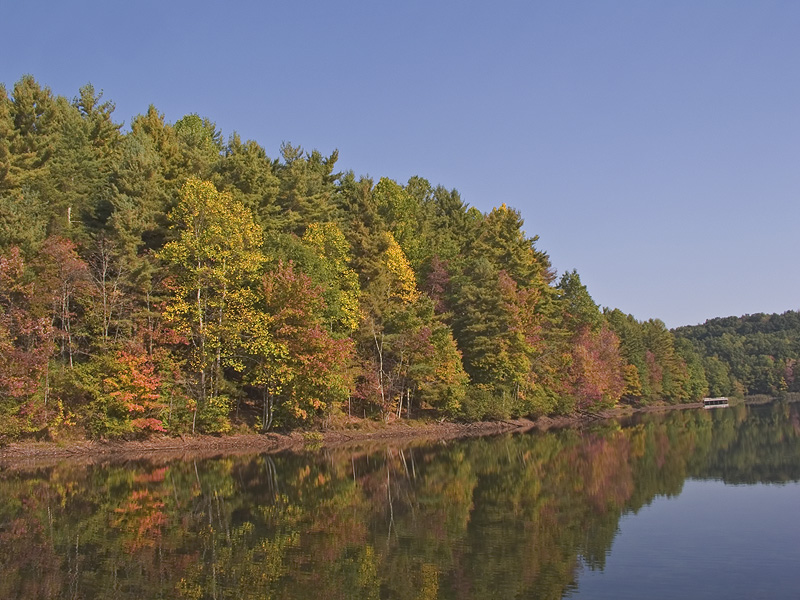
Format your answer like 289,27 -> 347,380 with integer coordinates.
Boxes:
373,327 -> 386,414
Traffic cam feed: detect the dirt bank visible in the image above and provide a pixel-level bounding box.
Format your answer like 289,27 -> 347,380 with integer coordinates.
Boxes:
0,401 -> 706,469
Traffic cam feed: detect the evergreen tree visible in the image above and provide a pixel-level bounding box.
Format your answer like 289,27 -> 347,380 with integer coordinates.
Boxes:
0,85 -> 13,193
5,76 -> 61,194
605,308 -> 651,401
333,172 -> 389,291
674,337 -> 709,401
46,84 -> 121,241
109,106 -> 182,255
0,188 -> 48,256
214,132 -> 280,232
450,257 -> 529,416
275,143 -> 339,235
174,113 -> 222,179
468,203 -> 554,289
373,176 -> 436,275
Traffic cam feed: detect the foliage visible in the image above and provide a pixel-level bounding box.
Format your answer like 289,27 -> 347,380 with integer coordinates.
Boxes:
566,325 -> 625,410
2,74 -> 795,441
158,178 -> 263,432
0,247 -> 52,438
605,308 -> 708,405
675,311 -> 800,396
242,261 -> 353,429
66,351 -> 169,438
300,222 -> 361,335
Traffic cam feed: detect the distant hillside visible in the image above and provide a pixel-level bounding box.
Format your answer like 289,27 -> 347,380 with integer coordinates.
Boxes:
674,311 -> 800,397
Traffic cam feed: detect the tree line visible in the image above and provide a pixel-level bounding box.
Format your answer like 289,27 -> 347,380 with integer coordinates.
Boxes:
674,311 -> 800,398
0,75 -> 754,440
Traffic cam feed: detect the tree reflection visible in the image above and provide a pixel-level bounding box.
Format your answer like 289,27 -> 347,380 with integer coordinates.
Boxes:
1,402 -> 799,599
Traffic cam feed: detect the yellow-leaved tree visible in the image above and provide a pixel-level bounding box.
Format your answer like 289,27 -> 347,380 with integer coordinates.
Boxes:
384,232 -> 419,305
357,232 -> 466,420
158,178 -> 263,433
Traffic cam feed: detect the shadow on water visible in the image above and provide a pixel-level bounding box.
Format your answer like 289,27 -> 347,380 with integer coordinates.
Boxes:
1,401 -> 799,599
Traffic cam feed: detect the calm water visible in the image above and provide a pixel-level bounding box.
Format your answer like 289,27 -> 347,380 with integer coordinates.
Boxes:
1,402 -> 799,599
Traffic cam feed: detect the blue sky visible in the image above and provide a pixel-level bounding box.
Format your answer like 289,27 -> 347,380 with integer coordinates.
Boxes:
3,1 -> 799,328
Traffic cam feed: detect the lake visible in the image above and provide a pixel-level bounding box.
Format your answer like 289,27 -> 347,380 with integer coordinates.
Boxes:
1,401 -> 799,599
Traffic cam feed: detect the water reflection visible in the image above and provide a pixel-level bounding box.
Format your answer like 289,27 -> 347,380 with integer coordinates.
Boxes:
1,402 -> 799,599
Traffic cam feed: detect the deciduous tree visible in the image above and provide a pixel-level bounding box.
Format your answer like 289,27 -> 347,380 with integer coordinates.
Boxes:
241,261 -> 352,429
158,178 -> 263,432
0,247 -> 52,438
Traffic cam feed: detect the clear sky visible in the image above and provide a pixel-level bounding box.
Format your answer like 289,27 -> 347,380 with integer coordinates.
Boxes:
3,1 -> 798,328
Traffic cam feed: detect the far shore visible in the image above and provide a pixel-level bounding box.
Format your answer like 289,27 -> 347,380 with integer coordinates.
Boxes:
6,399 -> 783,470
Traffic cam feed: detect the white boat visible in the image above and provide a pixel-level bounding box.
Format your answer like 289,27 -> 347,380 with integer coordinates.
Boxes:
703,397 -> 729,409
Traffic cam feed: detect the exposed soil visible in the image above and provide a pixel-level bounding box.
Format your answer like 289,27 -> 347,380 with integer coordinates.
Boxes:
0,401 -> 708,470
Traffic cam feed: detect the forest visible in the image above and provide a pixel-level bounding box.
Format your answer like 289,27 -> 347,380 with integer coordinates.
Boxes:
674,311 -> 800,398
0,76 -> 791,441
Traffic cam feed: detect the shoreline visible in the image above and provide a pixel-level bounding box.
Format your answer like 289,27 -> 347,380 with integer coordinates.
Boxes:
0,402 -> 708,469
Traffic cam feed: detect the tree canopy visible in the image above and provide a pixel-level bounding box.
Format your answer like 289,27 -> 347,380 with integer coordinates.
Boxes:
0,76 -> 786,441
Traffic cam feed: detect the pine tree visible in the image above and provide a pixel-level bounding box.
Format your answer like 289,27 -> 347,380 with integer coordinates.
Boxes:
214,132 -> 280,232
0,85 -> 13,192
174,113 -> 223,179
274,143 -> 339,235
6,76 -> 61,192
46,84 -> 121,241
333,172 -> 389,292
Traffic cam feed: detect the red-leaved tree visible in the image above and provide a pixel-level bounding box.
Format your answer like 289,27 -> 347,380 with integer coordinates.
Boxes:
0,247 -> 53,437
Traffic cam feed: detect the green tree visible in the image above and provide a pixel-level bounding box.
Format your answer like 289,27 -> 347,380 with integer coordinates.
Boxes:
4,76 -> 61,195
642,319 -> 690,403
300,222 -> 361,335
373,176 -> 437,275
450,258 -> 534,418
0,85 -> 12,191
45,84 -> 121,241
174,113 -> 222,179
425,184 -> 473,265
558,269 -> 602,331
674,337 -> 709,401
0,188 -> 48,256
702,355 -> 735,397
108,105 -> 183,256
605,308 -> 652,401
275,143 -> 339,235
332,172 -> 388,289
214,132 -> 280,232
468,203 -> 554,289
